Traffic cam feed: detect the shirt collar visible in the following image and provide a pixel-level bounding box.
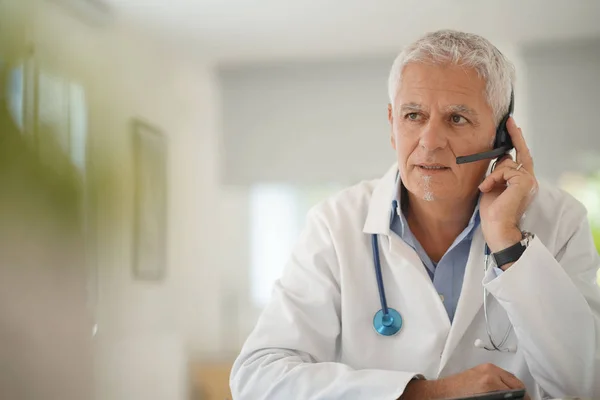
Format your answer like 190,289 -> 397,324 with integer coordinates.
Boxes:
390,170 -> 481,237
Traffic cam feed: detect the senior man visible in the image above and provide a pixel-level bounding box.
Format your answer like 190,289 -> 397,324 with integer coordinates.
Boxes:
230,30 -> 600,400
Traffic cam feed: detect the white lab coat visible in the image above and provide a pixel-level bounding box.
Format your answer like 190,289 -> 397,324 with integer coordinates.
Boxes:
230,164 -> 600,400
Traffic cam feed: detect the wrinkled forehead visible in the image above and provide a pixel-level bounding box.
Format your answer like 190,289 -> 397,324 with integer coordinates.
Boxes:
393,62 -> 492,115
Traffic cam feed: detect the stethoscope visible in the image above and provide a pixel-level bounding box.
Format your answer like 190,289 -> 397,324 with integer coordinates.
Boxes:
370,233 -> 515,352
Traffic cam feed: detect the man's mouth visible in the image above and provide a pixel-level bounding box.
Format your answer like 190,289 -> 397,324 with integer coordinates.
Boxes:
416,164 -> 450,171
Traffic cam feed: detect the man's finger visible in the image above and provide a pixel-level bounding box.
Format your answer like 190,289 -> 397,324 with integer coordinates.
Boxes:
479,165 -> 522,192
506,117 -> 534,173
497,369 -> 526,390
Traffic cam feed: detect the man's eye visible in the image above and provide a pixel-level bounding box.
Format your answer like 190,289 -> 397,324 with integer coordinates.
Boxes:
451,114 -> 468,125
406,113 -> 421,121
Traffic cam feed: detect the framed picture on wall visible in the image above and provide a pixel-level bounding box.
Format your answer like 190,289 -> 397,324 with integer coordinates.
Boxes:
132,118 -> 168,281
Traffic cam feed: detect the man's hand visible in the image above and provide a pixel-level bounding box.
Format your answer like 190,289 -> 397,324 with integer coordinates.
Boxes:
479,117 -> 538,262
401,363 -> 530,400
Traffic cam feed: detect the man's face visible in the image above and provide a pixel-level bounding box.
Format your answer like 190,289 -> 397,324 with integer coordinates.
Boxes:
388,63 -> 496,203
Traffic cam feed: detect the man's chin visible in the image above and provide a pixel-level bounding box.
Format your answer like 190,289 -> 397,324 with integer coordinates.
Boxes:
405,187 -> 443,203
412,182 -> 456,201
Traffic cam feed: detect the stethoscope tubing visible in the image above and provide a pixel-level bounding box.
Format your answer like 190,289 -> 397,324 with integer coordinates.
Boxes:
371,234 -> 390,316
372,234 -> 514,351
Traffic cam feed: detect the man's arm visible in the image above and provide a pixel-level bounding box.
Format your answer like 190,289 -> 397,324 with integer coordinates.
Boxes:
229,208 -> 421,400
483,203 -> 600,398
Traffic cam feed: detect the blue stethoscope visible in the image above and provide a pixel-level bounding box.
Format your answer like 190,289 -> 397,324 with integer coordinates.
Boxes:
371,233 -> 404,336
370,233 -> 514,351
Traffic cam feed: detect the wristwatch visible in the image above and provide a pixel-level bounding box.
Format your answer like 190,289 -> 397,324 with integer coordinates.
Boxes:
492,231 -> 535,268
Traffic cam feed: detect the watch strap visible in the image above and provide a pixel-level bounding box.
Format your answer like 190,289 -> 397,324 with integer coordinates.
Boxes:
492,232 -> 533,268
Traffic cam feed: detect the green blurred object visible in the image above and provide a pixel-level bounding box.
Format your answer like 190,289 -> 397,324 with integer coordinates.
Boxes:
0,20 -> 97,398
0,0 -> 85,229
558,170 -> 600,285
590,173 -> 600,254
585,173 -> 600,285
0,67 -> 82,228
0,42 -> 120,259
593,228 -> 600,253
585,173 -> 600,254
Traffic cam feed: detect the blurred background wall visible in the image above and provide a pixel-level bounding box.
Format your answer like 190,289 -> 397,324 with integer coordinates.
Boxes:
0,0 -> 599,399
522,38 -> 600,182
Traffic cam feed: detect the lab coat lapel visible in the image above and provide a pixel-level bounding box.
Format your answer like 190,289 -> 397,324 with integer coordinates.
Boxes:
363,163 -> 399,235
439,227 -> 485,371
388,232 -> 452,326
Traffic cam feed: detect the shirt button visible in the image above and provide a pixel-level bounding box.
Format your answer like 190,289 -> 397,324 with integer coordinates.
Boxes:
439,294 -> 445,302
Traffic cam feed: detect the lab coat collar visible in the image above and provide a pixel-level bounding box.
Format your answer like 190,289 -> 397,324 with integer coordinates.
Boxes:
389,171 -> 482,240
363,163 -> 482,236
362,163 -> 399,235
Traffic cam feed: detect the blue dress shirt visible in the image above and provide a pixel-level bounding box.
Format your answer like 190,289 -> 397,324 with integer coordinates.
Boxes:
389,176 -> 480,323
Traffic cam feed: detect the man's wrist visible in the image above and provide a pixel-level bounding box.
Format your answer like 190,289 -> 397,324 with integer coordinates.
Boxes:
400,378 -> 442,400
486,226 -> 523,254
492,231 -> 534,270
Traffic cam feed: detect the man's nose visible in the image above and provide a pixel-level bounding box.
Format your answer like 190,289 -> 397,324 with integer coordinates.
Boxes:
418,118 -> 448,151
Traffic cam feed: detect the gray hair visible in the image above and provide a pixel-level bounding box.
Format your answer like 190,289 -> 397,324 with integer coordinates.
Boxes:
388,29 -> 516,124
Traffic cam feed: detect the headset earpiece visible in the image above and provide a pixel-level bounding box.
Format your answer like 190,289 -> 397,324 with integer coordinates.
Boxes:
493,91 -> 514,150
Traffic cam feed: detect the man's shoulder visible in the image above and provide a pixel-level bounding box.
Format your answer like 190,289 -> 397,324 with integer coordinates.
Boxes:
531,181 -> 587,218
525,181 -> 588,235
308,177 -> 380,226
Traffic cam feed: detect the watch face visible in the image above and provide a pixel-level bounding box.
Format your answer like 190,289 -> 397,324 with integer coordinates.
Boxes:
521,231 -> 534,246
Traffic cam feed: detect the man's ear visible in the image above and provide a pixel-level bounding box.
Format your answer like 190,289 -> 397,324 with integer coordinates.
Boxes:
387,103 -> 393,124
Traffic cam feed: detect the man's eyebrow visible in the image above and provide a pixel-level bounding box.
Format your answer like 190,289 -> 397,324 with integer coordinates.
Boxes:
445,104 -> 479,116
399,103 -> 425,112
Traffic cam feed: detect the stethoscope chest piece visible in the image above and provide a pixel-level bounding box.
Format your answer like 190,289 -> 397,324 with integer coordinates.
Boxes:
373,308 -> 403,336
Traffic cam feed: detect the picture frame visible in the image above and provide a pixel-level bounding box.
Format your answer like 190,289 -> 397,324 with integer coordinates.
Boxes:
131,118 -> 168,281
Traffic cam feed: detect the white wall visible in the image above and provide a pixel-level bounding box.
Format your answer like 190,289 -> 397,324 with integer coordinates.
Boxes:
521,38 -> 600,184
219,57 -> 396,185
31,1 -> 228,398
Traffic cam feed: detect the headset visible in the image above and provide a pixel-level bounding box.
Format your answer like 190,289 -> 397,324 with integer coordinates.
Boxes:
456,91 -> 514,164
